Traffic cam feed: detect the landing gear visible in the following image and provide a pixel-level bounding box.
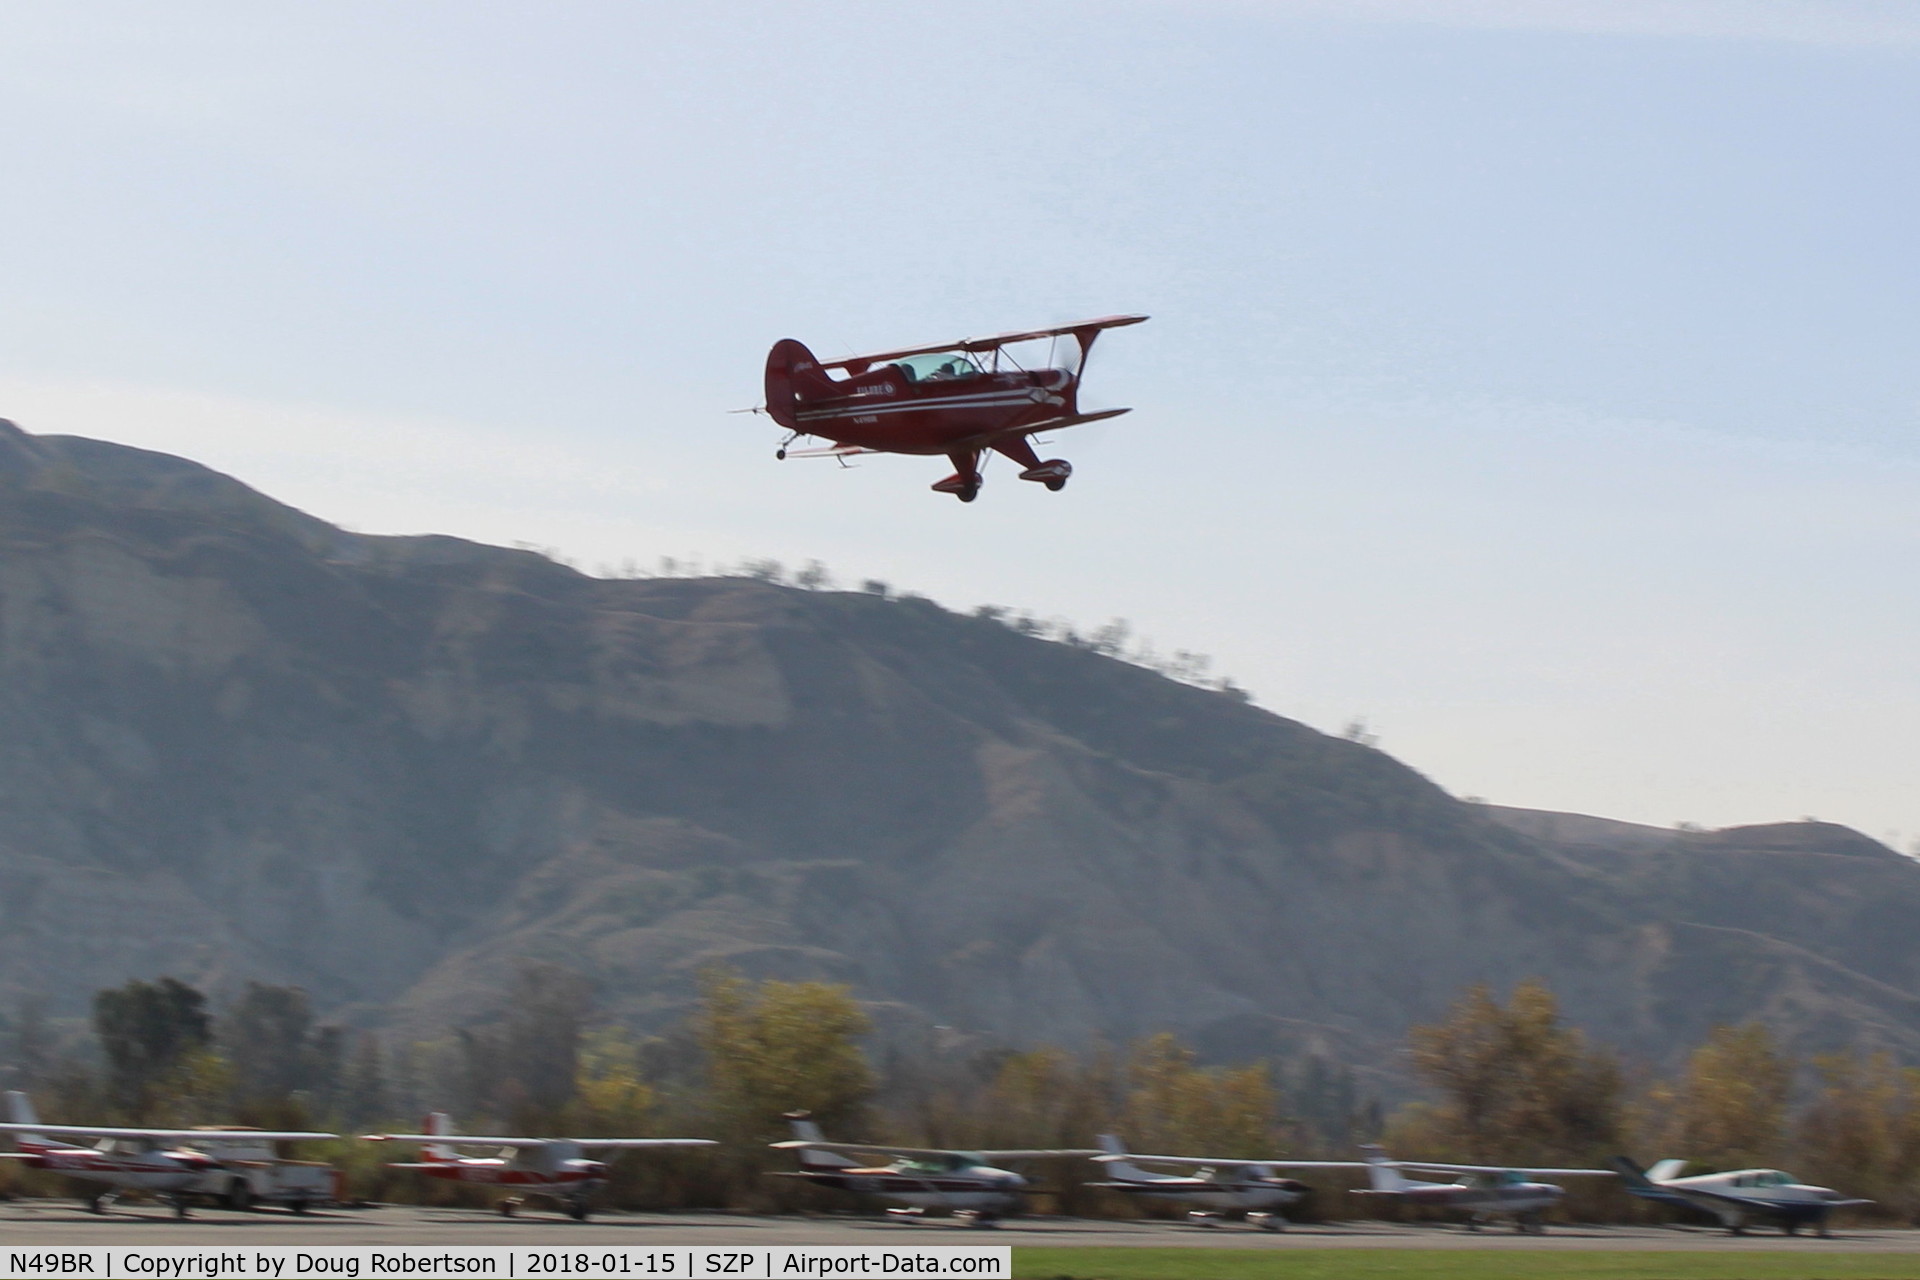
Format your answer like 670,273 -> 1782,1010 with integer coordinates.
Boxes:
290,1199 -> 310,1216
954,1210 -> 1001,1228
1516,1212 -> 1547,1235
1186,1210 -> 1221,1228
1248,1212 -> 1285,1232
224,1178 -> 253,1212
498,1197 -> 521,1218
86,1193 -> 109,1215
1017,460 -> 1072,491
931,473 -> 982,503
567,1200 -> 589,1222
171,1194 -> 192,1220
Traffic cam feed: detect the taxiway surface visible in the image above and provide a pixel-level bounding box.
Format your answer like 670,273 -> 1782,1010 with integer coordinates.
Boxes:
0,1204 -> 1914,1251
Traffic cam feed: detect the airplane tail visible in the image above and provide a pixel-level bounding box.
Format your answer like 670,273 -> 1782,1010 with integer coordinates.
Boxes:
1359,1144 -> 1411,1192
784,1112 -> 859,1169
3,1091 -> 48,1146
423,1111 -> 459,1163
1094,1133 -> 1156,1182
764,339 -> 838,431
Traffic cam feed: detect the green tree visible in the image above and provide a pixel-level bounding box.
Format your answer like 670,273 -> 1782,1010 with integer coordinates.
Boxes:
223,983 -> 342,1108
1646,1023 -> 1791,1171
1403,978 -> 1622,1165
1794,1052 -> 1920,1220
698,970 -> 872,1146
1122,1033 -> 1283,1158
93,977 -> 213,1117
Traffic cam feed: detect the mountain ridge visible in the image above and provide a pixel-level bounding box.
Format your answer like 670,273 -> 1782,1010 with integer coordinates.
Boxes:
1,417 -> 1914,1073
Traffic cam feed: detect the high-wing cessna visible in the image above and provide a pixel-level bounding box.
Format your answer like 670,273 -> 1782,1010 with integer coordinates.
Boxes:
761,314 -> 1147,502
364,1112 -> 715,1220
1351,1144 -> 1615,1233
1613,1156 -> 1870,1236
0,1090 -> 335,1218
1087,1133 -> 1367,1230
770,1114 -> 1101,1225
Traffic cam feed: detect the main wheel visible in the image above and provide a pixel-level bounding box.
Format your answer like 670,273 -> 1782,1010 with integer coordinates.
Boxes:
498,1200 -> 517,1218
86,1194 -> 106,1215
1045,478 -> 1066,491
226,1179 -> 253,1212
568,1202 -> 589,1222
957,485 -> 979,503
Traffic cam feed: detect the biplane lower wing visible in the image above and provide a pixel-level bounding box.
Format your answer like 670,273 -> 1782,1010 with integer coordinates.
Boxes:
780,442 -> 873,460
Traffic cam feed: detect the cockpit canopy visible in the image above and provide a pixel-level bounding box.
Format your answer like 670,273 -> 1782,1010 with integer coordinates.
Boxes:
1732,1169 -> 1797,1187
895,1153 -> 977,1174
890,352 -> 979,383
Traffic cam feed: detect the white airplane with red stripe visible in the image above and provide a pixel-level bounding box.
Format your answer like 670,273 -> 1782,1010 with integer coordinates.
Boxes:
364,1111 -> 715,1220
0,1090 -> 335,1218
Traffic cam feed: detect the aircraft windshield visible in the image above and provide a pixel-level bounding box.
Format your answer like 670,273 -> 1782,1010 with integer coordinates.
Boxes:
891,352 -> 978,383
896,1155 -> 970,1173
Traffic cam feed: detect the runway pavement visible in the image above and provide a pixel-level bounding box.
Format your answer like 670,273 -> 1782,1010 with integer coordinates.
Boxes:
0,1202 -> 1916,1251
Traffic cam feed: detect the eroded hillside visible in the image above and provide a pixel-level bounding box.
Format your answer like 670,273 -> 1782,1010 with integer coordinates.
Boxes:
1,419 -> 1913,1067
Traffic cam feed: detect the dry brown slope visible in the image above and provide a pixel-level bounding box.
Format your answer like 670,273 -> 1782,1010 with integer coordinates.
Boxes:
1,419 -> 1915,1065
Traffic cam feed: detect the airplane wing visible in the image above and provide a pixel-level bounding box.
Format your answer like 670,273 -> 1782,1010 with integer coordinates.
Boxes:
772,1141 -> 1101,1161
820,316 -> 1148,370
1661,1185 -> 1873,1213
1397,1161 -> 1616,1177
364,1134 -> 550,1148
571,1139 -> 717,1150
1094,1153 -> 1369,1170
780,442 -> 872,460
0,1123 -> 335,1142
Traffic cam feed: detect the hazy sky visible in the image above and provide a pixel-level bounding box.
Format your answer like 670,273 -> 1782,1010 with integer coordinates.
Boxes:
3,1 -> 1915,844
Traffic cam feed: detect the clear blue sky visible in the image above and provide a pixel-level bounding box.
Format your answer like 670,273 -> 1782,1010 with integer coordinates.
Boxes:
3,1 -> 1916,844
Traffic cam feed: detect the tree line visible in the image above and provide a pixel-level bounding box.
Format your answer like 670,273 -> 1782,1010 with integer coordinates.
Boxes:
1,970 -> 1913,1222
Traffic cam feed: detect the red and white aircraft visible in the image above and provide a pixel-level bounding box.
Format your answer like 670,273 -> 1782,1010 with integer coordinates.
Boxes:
771,1114 -> 1101,1226
762,314 -> 1146,502
0,1089 -> 335,1218
365,1112 -> 715,1220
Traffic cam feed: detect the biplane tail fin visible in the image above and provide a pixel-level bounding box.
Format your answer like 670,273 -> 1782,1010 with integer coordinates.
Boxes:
764,339 -> 837,430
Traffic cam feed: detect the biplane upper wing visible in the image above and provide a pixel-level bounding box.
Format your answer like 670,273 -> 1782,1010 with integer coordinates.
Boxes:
820,315 -> 1148,371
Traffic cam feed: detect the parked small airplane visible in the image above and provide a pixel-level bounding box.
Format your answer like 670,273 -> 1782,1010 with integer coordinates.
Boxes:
1613,1156 -> 1870,1236
365,1112 -> 715,1220
0,1090 -> 335,1218
761,314 -> 1146,502
1086,1133 -> 1368,1229
770,1113 -> 1101,1225
1351,1144 -> 1615,1232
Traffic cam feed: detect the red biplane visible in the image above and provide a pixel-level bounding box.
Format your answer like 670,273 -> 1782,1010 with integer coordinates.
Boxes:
761,314 -> 1146,501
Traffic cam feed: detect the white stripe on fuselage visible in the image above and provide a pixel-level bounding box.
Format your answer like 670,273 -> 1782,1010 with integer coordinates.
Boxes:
796,389 -> 1046,422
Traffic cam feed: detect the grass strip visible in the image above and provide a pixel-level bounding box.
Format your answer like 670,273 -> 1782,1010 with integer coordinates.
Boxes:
1013,1246 -> 1920,1280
